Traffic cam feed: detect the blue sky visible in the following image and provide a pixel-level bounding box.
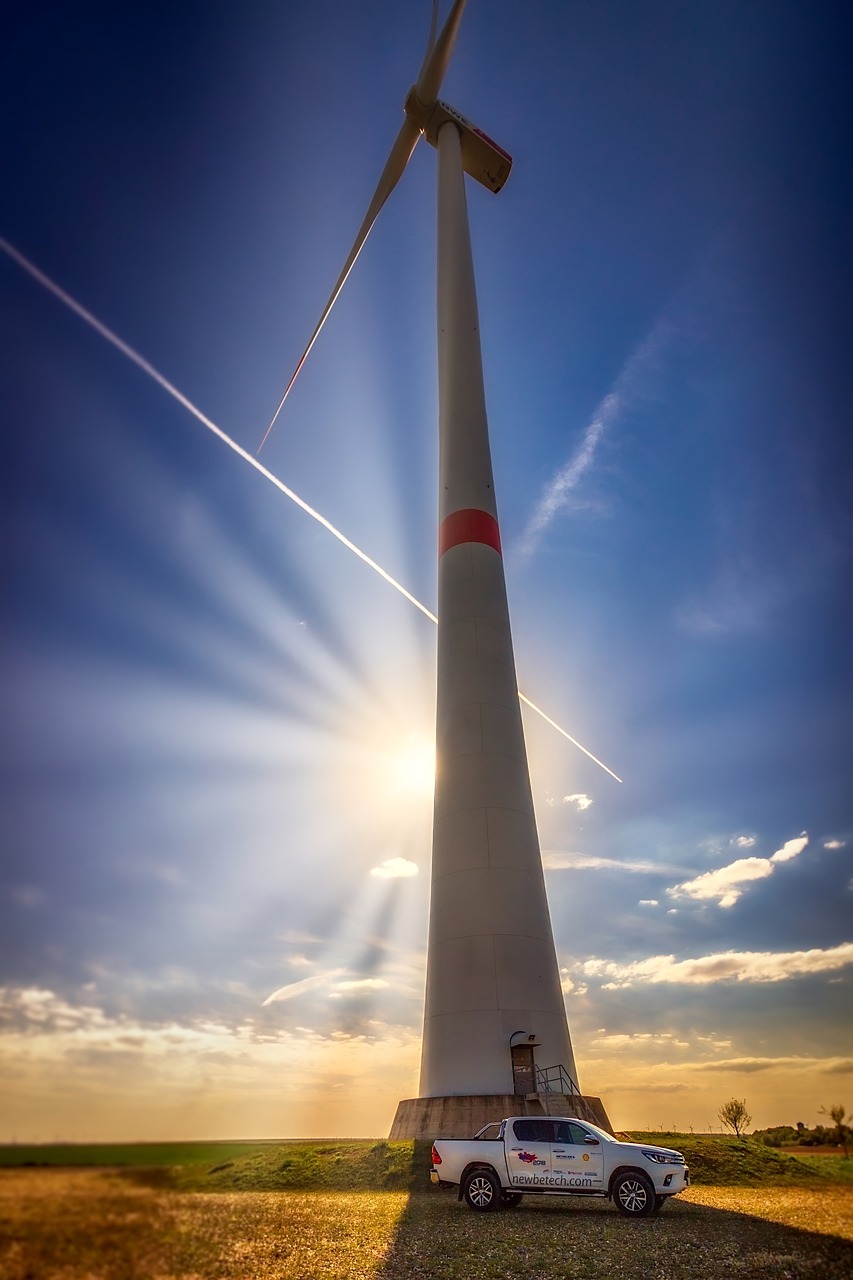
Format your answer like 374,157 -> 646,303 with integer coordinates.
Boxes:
2,0 -> 851,1140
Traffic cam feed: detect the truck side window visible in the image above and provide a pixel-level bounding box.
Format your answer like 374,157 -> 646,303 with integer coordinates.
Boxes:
513,1119 -> 554,1143
554,1121 -> 595,1144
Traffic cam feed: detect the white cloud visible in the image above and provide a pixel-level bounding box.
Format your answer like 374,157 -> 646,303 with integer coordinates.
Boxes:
668,856 -> 774,908
668,833 -> 809,907
574,941 -> 853,988
770,833 -> 809,863
563,793 -> 593,811
370,857 -> 418,879
732,835 -> 756,849
639,899 -> 659,906
559,972 -> 587,996
824,839 -> 846,850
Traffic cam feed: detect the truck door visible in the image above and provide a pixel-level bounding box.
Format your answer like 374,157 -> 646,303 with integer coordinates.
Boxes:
551,1120 -> 605,1190
506,1118 -> 555,1186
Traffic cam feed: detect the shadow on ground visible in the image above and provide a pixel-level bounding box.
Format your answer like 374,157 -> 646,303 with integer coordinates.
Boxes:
373,1188 -> 853,1280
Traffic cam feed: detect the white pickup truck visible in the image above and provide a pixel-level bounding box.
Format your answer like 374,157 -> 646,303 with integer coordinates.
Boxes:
431,1116 -> 689,1217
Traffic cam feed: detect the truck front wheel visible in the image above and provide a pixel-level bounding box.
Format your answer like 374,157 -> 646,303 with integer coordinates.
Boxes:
463,1168 -> 501,1211
612,1170 -> 656,1217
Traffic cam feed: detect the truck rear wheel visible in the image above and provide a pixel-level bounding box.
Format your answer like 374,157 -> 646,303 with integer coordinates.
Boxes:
612,1170 -> 656,1217
463,1168 -> 501,1211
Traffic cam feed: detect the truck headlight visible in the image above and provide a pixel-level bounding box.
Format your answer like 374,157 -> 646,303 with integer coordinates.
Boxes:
642,1150 -> 684,1165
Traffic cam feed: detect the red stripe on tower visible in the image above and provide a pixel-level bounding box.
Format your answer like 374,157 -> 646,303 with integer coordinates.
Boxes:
439,507 -> 502,557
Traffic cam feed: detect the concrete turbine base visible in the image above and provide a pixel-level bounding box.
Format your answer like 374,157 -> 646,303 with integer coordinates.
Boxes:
388,1094 -> 613,1141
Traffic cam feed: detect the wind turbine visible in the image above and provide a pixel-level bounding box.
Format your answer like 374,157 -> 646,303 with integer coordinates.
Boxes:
265,0 -> 604,1139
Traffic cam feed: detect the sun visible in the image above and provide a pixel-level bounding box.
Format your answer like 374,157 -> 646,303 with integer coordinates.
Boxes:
388,736 -> 436,798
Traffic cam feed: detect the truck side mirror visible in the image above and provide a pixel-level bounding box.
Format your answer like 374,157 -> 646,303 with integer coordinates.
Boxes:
584,1136 -> 600,1145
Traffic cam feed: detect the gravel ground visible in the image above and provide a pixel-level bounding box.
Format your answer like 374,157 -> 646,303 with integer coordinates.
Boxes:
1,1169 -> 851,1280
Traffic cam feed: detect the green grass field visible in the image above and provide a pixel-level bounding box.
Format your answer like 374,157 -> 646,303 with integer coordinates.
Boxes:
2,1132 -> 848,1190
629,1131 -> 853,1186
0,1140 -> 273,1169
0,1139 -> 425,1191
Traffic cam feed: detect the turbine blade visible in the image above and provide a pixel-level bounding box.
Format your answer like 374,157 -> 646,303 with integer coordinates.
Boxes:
258,115 -> 421,454
415,0 -> 467,107
416,0 -> 440,85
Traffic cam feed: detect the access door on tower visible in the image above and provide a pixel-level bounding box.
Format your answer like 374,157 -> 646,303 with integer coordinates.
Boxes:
511,1042 -> 536,1094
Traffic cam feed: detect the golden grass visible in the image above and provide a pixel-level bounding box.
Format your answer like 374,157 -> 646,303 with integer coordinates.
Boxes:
683,1184 -> 853,1242
0,1170 -> 406,1280
2,1168 -> 853,1279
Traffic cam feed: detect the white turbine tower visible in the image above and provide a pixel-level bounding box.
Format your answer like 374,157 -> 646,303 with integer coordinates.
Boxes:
265,0 -> 611,1140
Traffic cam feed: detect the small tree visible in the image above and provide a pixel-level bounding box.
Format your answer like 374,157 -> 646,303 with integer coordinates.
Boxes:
718,1097 -> 752,1137
819,1104 -> 850,1158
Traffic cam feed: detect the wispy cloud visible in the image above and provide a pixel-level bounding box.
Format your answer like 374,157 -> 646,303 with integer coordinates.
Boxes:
262,970 -> 345,1006
0,987 -> 112,1034
576,941 -> 853,988
332,978 -> 389,993
516,318 -> 672,559
667,832 -> 809,908
543,852 -> 682,874
590,1031 -> 689,1050
0,985 -> 422,1141
695,1055 -> 853,1074
517,410 -> 609,559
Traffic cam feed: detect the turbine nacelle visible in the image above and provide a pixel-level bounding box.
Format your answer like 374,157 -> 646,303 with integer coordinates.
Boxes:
404,88 -> 512,194
257,0 -> 512,452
